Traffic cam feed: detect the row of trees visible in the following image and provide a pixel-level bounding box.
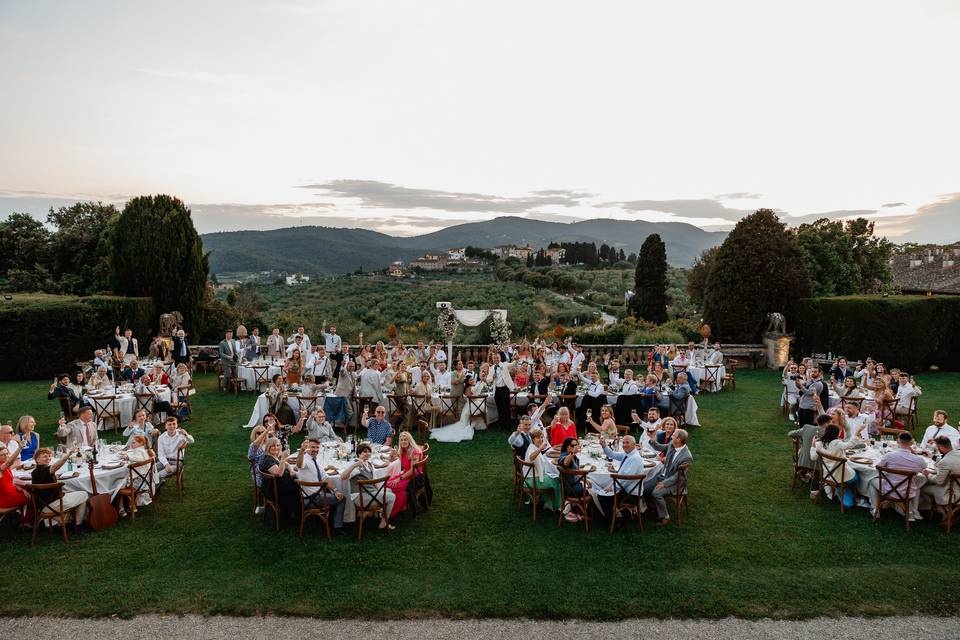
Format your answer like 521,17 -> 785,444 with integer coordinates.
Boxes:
689,210 -> 894,342
545,241 -> 633,267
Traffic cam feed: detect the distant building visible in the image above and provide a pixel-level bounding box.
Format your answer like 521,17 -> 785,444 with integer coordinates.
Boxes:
410,253 -> 448,271
496,244 -> 534,260
388,261 -> 406,277
891,243 -> 960,294
285,273 -> 311,286
545,247 -> 566,264
448,258 -> 489,273
447,247 -> 466,261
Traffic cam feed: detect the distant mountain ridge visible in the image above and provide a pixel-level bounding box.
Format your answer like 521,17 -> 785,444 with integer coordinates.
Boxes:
201,216 -> 726,275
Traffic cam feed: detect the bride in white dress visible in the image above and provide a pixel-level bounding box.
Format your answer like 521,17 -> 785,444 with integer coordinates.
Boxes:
430,377 -> 486,443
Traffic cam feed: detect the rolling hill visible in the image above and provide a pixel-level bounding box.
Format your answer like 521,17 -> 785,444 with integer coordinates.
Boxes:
201,216 -> 725,275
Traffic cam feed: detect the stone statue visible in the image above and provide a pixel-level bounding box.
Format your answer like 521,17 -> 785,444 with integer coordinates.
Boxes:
159,311 -> 183,337
764,312 -> 787,336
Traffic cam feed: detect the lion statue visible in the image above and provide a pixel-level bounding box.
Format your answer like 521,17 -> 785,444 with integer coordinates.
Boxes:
159,311 -> 184,337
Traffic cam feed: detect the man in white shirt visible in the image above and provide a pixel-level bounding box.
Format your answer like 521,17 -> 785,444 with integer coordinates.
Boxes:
570,344 -> 585,372
287,325 -> 312,352
310,345 -> 333,382
116,327 -> 139,364
286,334 -> 309,359
618,369 -> 640,395
56,407 -> 98,450
295,437 -> 345,529
921,410 -> 960,450
637,407 -> 663,451
607,359 -> 624,392
844,402 -> 872,441
894,373 -> 922,415
319,322 -> 340,354
430,361 -> 452,389
706,343 -> 724,365
487,358 -> 516,429
156,416 -> 194,479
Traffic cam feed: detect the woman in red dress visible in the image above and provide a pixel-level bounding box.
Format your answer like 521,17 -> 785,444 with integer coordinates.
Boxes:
0,442 -> 28,510
549,406 -> 578,447
386,431 -> 423,517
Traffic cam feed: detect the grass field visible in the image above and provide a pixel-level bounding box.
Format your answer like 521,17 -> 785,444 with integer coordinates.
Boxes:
1,370 -> 959,619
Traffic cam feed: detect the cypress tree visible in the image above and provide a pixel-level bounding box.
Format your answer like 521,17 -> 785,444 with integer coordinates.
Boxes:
631,233 -> 668,324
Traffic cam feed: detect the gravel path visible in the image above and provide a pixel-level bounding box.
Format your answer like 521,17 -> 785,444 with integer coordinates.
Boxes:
3,616 -> 957,640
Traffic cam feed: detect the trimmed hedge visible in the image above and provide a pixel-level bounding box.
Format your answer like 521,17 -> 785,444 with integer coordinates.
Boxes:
0,294 -> 155,381
793,295 -> 960,372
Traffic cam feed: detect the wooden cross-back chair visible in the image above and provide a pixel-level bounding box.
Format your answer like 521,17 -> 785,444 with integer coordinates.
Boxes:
557,467 -> 592,531
840,397 -> 865,412
58,396 -> 79,421
942,473 -> 960,534
438,395 -> 460,426
874,465 -> 920,530
672,462 -> 691,526
299,395 -> 320,417
386,394 -> 407,426
259,473 -> 281,531
790,436 -> 811,489
723,360 -> 737,391
134,392 -> 156,425
668,396 -> 688,426
781,384 -> 792,418
408,394 -> 430,426
903,396 -> 920,429
251,365 -> 272,392
90,395 -> 121,434
247,456 -> 262,514
466,394 -> 487,423
516,457 -> 554,522
116,458 -> 158,525
702,365 -> 722,393
24,481 -> 79,545
411,455 -> 431,513
609,472 -> 646,533
175,383 -> 193,422
295,480 -> 334,539
815,451 -> 851,513
355,476 -> 390,540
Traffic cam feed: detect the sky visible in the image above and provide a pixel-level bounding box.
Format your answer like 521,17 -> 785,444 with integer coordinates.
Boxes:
1,0 -> 958,242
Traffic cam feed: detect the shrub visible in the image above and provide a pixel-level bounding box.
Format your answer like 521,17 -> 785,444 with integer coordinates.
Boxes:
793,295 -> 960,372
0,295 -> 155,380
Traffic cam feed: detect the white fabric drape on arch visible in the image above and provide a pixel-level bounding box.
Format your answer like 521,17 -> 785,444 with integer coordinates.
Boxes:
452,309 -> 507,327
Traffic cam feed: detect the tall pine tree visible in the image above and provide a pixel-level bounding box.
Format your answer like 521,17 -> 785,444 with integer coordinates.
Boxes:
110,195 -> 209,334
631,234 -> 668,324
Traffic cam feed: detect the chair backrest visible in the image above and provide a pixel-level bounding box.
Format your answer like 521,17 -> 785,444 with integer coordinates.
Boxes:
840,397 -> 864,411
517,457 -> 538,487
466,394 -> 486,417
557,466 -> 588,500
817,450 -> 847,488
876,464 -> 918,502
91,395 -> 118,417
611,472 -> 645,497
703,364 -> 721,381
135,393 -> 154,413
413,454 -> 429,477
299,395 -> 319,414
948,473 -> 960,506
127,458 -> 154,494
677,462 -> 690,496
878,427 -> 905,440
790,436 -> 801,465
58,396 -> 76,418
357,476 -> 389,513
296,479 -> 333,512
25,481 -> 65,516
409,394 -> 429,417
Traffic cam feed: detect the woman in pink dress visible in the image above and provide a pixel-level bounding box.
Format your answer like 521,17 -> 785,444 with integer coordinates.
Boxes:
386,431 -> 423,517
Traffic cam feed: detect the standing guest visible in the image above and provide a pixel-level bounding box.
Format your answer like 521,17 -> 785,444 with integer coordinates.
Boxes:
528,367 -> 550,403
549,406 -> 578,448
0,441 -> 28,511
796,366 -> 825,428
332,360 -> 357,427
259,436 -> 298,523
310,346 -> 334,383
607,359 -> 624,392
487,354 -> 516,430
287,325 -> 313,352
341,442 -> 395,530
218,329 -> 240,391
156,417 -> 194,479
246,327 -> 262,362
148,335 -> 171,361
922,410 -> 960,450
920,436 -> 960,514
265,327 -> 285,359
643,428 -> 693,526
522,428 -> 562,511
115,327 -> 139,363
867,431 -> 928,521
319,321 -> 340,353
295,437 -> 346,530
285,334 -> 308,360
56,407 -> 98,449
358,360 -> 385,408
284,348 -> 304,385
30,447 -> 88,523
15,416 -> 40,461
597,434 -> 645,518
172,329 -> 191,366
830,357 -> 855,382
362,406 -> 395,446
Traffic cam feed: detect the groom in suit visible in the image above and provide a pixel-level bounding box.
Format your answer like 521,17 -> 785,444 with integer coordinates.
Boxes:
487,357 -> 515,429
643,428 -> 693,526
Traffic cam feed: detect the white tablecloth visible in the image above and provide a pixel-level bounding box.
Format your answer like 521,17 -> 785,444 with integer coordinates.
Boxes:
87,387 -> 172,427
236,363 -> 284,392
13,449 -> 157,503
243,393 -> 304,429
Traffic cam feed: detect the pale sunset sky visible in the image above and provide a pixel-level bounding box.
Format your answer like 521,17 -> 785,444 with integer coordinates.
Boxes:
1,0 -> 958,241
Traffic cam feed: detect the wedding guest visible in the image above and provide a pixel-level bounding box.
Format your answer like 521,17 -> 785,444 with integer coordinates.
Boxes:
843,403 -> 871,441
362,406 -> 395,446
508,415 -> 534,460
170,363 -> 192,411
867,431 -> 928,521
597,434 -> 645,519
126,434 -> 154,463
218,329 -> 240,391
15,416 -> 39,461
259,436 -> 298,523
586,404 -> 618,440
921,410 -> 960,450
285,348 -> 304,385
0,424 -> 22,469
295,437 -> 346,530
89,366 -> 111,391
172,329 -> 191,366
341,442 -> 395,530
811,423 -> 860,508
248,425 -> 269,497
48,373 -> 82,414
30,447 -> 88,523
288,325 -> 313,352
894,373 -> 922,415
319,322 -> 339,353
267,374 -> 296,425
557,437 -> 587,522
265,327 -> 285,358
386,431 -> 424,517
122,360 -> 147,384
522,428 -> 562,511
299,407 -> 340,443
245,327 -> 262,362
156,417 -> 194,479
0,442 -> 28,511
920,436 -> 960,514
56,406 -> 98,449
796,366 -> 825,428
115,327 -> 139,363
643,428 -> 693,526
829,357 -> 855,382
123,409 -> 158,447
549,406 -> 578,448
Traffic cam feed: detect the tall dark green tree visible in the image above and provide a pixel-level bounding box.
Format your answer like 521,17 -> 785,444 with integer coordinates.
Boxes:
631,233 -> 669,324
110,195 -> 208,333
793,217 -> 893,296
686,246 -> 719,306
47,201 -> 119,295
703,209 -> 811,342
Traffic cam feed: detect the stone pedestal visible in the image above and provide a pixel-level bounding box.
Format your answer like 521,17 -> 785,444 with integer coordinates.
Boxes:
763,334 -> 792,369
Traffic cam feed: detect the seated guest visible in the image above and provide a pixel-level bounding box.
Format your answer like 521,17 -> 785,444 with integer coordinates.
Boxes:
618,369 -> 640,395
921,410 -> 960,450
295,437 -> 346,530
30,447 -> 88,523
606,359 -> 623,392
341,442 -> 395,530
829,357 -> 855,382
143,364 -> 169,387
170,363 -> 192,409
578,370 -> 606,429
285,333 -> 308,359
843,403 -> 871,441
670,350 -> 699,395
15,416 -> 40,461
0,424 -> 22,469
556,371 -> 578,413
654,416 -> 678,446
362,405 -> 395,446
267,374 -> 296,426
811,423 -> 860,508
597,434 -> 645,519
835,376 -> 862,399
867,431 -> 929,521
920,436 -> 960,514
56,406 -> 98,449
508,415 -> 533,461
148,336 -> 171,361
549,407 -> 578,448
557,437 -> 588,522
893,373 -> 922,415
259,436 -> 299,523
89,366 -> 112,391
0,441 -> 28,511
638,374 -> 659,412
299,407 -> 340,443
155,417 -> 194,479
93,349 -> 109,370
643,428 -> 693,526
48,373 -> 83,414
522,428 -> 562,511
386,431 -> 424,517
122,360 -> 147,384
706,343 -> 724,365
126,434 -> 155,463
123,409 -> 158,447
528,368 -> 550,402
586,404 -> 618,440
658,372 -> 691,416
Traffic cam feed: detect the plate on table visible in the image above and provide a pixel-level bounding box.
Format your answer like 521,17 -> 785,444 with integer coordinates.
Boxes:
545,450 -> 561,459
324,467 -> 340,475
581,464 -> 596,472
643,460 -> 657,468
849,456 -> 874,465
641,451 -> 658,458
101,461 -> 123,470
56,471 -> 80,479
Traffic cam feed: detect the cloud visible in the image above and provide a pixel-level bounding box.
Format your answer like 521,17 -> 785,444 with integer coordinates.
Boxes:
715,192 -> 762,200
601,198 -> 752,220
296,179 -> 590,213
881,202 -> 907,208
882,192 -> 960,243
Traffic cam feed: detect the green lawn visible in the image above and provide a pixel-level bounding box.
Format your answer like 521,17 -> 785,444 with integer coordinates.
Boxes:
1,370 -> 959,618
